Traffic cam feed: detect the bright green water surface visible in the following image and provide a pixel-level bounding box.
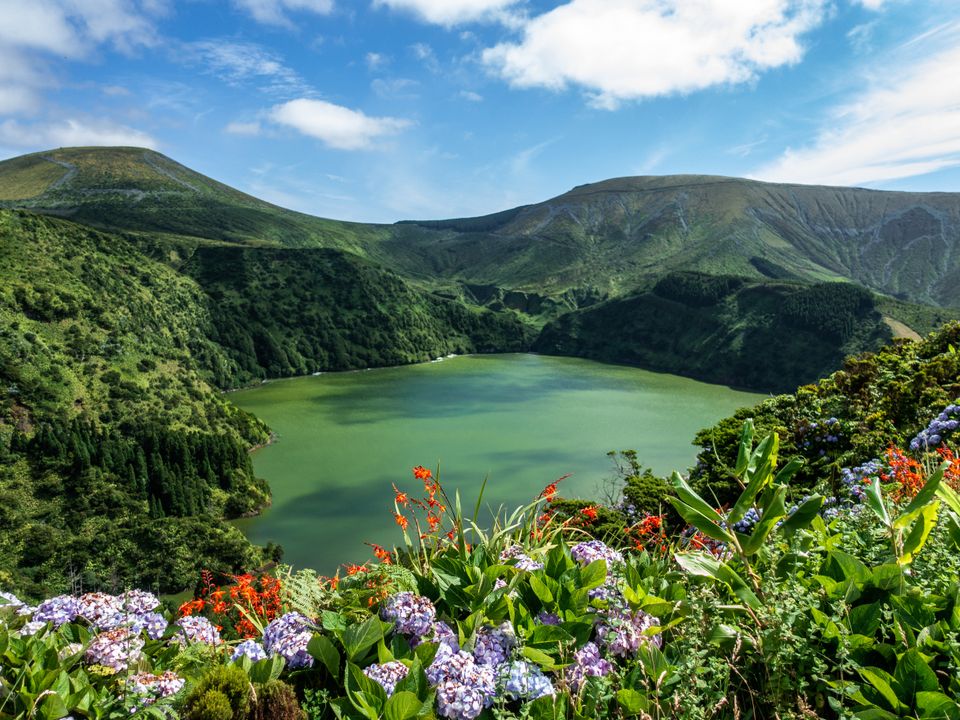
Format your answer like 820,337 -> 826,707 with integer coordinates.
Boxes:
231,354 -> 763,573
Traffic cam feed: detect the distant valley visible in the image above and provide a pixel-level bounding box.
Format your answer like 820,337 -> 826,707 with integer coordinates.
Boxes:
1,145 -> 959,595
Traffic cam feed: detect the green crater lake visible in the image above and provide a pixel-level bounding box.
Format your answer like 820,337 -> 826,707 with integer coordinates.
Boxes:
230,354 -> 764,574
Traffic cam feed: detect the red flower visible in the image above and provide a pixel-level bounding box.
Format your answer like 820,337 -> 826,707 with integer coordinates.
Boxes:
413,465 -> 432,480
581,506 -> 599,523
394,512 -> 409,530
392,484 -> 409,507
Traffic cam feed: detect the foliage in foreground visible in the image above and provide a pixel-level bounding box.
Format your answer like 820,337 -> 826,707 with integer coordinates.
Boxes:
5,415 -> 960,719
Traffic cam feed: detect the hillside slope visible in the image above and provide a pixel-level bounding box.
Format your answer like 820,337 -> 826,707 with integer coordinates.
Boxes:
393,175 -> 960,307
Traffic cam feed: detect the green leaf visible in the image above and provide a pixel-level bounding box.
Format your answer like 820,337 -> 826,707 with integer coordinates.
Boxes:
308,633 -> 342,680
673,552 -> 760,610
916,691 -> 960,720
670,471 -> 723,524
741,485 -> 787,555
780,494 -> 824,533
528,624 -> 574,648
734,420 -> 755,475
249,654 -> 285,684
859,667 -> 905,712
937,481 -> 960,516
863,478 -> 891,527
616,689 -> 648,715
343,616 -> 387,662
668,497 -> 731,543
36,693 -> 69,720
894,649 -> 939,705
522,646 -> 560,670
899,502 -> 940,565
900,463 -> 946,519
529,574 -> 554,605
579,559 -> 607,591
384,691 -> 424,720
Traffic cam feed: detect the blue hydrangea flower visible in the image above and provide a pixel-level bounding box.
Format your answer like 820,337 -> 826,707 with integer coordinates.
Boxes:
381,592 -> 436,637
499,545 -> 544,571
127,671 -> 185,709
596,606 -> 661,657
428,649 -> 496,720
363,661 -> 409,697
570,540 -> 623,568
33,595 -> 80,627
565,642 -> 614,691
262,612 -> 314,668
499,661 -> 554,700
85,628 -> 144,671
472,622 -> 515,666
231,639 -> 268,663
911,403 -> 960,450
174,616 -> 221,646
535,611 -> 560,626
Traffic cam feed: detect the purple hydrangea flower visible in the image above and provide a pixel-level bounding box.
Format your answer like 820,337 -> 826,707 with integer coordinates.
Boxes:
499,545 -> 544,571
231,639 -> 268,663
85,628 -> 144,671
127,671 -> 185,708
123,590 -> 160,615
565,642 -> 614,691
0,591 -> 24,609
570,540 -> 623,568
428,649 -> 496,720
18,620 -> 47,637
412,620 -> 460,652
596,606 -> 661,657
472,622 -> 515,666
77,593 -> 124,626
363,661 -> 409,697
262,612 -> 314,668
535,611 -> 560,626
499,660 -> 555,700
33,595 -> 80,627
174,616 -> 221,646
911,404 -> 960,450
381,592 -> 436,637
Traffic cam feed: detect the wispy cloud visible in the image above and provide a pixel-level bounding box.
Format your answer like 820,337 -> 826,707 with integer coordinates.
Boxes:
181,40 -> 311,98
483,0 -> 829,109
458,90 -> 483,102
752,25 -> 960,186
0,117 -> 158,150
372,0 -> 522,26
268,98 -> 411,150
231,0 -> 333,28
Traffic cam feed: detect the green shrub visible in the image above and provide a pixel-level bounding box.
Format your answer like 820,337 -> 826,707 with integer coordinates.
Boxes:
250,680 -> 303,720
182,665 -> 251,720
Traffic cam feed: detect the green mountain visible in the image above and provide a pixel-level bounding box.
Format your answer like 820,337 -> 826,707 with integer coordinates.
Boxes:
3,146 -> 960,597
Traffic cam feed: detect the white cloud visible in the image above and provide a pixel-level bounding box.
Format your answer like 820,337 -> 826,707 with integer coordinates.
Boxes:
0,0 -> 162,118
225,121 -> 263,136
483,0 -> 827,109
372,0 -> 521,26
752,40 -> 960,186
268,98 -> 411,150
232,0 -> 334,27
0,118 -> 158,149
459,90 -> 483,102
182,40 -> 310,97
365,52 -> 387,69
855,0 -> 886,9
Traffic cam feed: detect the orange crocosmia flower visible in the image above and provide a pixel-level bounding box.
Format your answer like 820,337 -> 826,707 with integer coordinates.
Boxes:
427,513 -> 441,532
581,506 -> 599,522
446,529 -> 456,541
367,543 -> 392,563
392,484 -> 409,507
345,563 -> 368,576
541,483 -> 558,501
413,465 -> 432,480
394,512 -> 410,530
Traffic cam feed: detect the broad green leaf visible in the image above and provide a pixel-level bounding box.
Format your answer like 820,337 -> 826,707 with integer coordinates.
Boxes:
863,478 -> 890,527
249,654 -> 285,684
742,485 -> 788,555
899,463 -> 946,520
673,552 -> 760,610
774,457 -> 804,485
309,633 -> 342,680
668,497 -> 730,543
522,646 -> 560,670
937,481 -> 960,517
894,648 -> 939,705
734,420 -> 755,475
616,689 -> 648,715
579,559 -> 607,591
670,471 -> 723,523
343,616 -> 387,662
780,494 -> 824,533
859,667 -> 904,712
384,691 -> 424,720
916,691 -> 960,719
945,510 -> 960,550
900,502 -> 940,565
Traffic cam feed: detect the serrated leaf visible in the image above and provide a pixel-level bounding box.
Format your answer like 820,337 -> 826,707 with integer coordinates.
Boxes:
308,633 -> 341,680
384,691 -> 424,720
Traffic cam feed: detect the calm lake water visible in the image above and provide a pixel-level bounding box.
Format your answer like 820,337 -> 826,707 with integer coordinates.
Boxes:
230,354 -> 763,574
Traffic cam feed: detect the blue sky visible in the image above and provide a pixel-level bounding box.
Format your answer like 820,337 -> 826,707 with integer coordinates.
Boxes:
0,0 -> 958,223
